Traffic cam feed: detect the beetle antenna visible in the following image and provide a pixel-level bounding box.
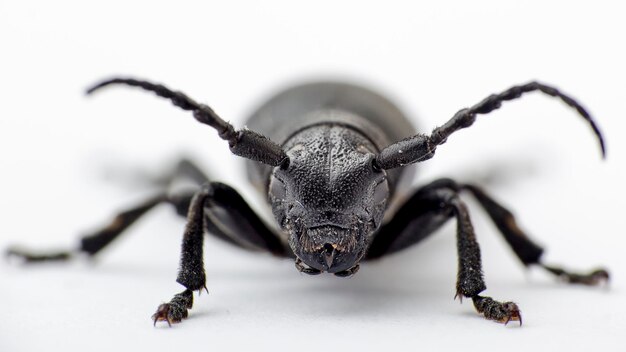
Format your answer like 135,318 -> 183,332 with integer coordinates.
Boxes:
374,81 -> 606,170
86,77 -> 289,167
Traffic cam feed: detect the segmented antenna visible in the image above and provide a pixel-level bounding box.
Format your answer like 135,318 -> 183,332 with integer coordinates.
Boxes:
87,78 -> 288,167
375,81 -> 606,170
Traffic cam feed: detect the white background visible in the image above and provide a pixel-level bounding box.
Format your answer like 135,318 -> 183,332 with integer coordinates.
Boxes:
1,1 -> 624,351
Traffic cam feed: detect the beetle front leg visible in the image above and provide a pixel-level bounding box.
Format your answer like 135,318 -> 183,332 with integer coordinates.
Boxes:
369,182 -> 521,325
152,185 -> 210,326
449,192 -> 521,325
151,181 -> 290,326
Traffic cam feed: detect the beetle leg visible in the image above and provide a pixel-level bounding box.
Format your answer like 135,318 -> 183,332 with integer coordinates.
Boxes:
460,183 -> 609,286
152,289 -> 194,326
446,190 -> 522,325
369,180 -> 521,324
540,265 -> 609,286
367,179 -> 459,258
7,193 -> 171,262
199,182 -> 290,256
176,186 -> 210,293
153,182 -> 291,326
150,184 -> 212,326
472,296 -> 521,325
6,159 -> 209,263
371,178 -> 609,286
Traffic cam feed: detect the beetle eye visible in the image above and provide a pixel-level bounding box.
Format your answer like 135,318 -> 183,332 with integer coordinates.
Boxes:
371,158 -> 382,172
373,179 -> 389,204
269,176 -> 286,200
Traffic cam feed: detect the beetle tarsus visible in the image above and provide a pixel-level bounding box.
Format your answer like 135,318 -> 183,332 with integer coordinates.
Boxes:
152,289 -> 193,327
540,265 -> 610,286
472,295 -> 522,326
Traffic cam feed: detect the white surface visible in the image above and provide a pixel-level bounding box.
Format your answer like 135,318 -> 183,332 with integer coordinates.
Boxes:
1,1 -> 624,351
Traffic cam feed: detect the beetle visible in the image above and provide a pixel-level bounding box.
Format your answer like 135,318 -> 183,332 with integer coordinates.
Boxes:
8,77 -> 609,326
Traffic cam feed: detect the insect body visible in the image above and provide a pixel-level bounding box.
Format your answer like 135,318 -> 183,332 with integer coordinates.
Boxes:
247,83 -> 418,276
8,78 -> 609,326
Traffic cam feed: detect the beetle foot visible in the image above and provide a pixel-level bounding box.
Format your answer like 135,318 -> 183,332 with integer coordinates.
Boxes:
472,295 -> 522,326
152,289 -> 193,326
541,265 -> 610,286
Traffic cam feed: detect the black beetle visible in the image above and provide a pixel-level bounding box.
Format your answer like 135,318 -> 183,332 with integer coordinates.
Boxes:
8,77 -> 609,326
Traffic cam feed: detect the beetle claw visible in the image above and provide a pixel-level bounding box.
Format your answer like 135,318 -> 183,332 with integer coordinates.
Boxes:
151,289 -> 193,327
152,304 -> 175,327
472,295 -> 521,326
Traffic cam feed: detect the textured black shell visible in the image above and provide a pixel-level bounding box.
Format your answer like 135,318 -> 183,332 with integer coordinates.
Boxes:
244,81 -> 418,196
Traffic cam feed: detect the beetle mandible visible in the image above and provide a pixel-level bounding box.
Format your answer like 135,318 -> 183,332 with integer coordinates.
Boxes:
8,78 -> 609,326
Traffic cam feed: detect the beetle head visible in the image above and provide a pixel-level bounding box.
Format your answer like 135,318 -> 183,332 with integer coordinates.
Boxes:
269,125 -> 389,276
